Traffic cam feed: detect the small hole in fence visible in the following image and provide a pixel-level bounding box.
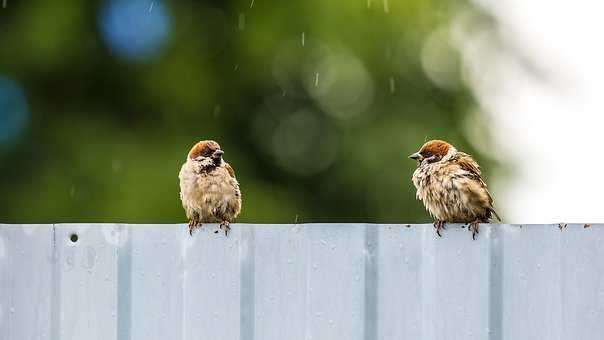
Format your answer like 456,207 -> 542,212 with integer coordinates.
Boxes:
70,233 -> 79,243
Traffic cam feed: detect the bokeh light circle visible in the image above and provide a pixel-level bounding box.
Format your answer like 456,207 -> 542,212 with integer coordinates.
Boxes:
99,0 -> 171,62
271,110 -> 339,176
0,76 -> 29,146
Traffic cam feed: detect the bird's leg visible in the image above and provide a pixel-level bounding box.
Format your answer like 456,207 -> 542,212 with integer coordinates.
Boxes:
188,217 -> 202,236
219,221 -> 231,237
469,220 -> 480,240
433,220 -> 446,237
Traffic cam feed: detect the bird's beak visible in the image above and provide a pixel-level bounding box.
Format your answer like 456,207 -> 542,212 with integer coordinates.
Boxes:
213,150 -> 224,158
409,152 -> 422,161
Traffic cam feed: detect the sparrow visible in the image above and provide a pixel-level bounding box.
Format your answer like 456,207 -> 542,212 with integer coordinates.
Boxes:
409,140 -> 500,239
179,140 -> 242,236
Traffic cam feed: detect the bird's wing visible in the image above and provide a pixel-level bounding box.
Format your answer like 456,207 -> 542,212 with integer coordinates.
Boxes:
223,162 -> 236,178
454,152 -> 502,221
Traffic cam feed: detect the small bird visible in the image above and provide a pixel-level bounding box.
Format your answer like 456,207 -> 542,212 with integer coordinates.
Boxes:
409,140 -> 500,239
179,140 -> 242,236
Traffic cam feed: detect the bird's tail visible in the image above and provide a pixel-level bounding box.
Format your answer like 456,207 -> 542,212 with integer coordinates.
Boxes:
492,208 -> 502,222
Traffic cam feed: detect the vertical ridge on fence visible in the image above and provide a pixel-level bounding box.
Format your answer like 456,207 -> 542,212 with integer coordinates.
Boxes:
240,225 -> 255,340
363,225 -> 378,340
50,224 -> 61,340
488,224 -> 504,340
117,225 -> 132,340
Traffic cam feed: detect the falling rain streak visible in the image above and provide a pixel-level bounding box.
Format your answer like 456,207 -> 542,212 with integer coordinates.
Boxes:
148,1 -> 154,13
238,13 -> 245,31
367,0 -> 371,8
301,32 -> 305,47
314,72 -> 319,87
2,0 -> 6,8
383,0 -> 389,13
250,0 -> 254,8
389,77 -> 395,93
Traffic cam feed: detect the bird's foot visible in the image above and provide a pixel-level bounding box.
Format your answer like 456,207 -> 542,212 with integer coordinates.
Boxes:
469,220 -> 480,240
433,220 -> 446,237
219,221 -> 231,237
188,219 -> 202,236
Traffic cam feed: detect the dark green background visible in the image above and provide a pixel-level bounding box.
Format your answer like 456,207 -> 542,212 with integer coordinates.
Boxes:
0,0 -> 497,223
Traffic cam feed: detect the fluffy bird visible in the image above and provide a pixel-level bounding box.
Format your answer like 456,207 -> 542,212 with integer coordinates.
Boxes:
179,140 -> 242,236
409,140 -> 500,239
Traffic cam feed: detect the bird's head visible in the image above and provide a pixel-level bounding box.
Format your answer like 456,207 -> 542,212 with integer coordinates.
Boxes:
409,139 -> 455,165
188,140 -> 224,167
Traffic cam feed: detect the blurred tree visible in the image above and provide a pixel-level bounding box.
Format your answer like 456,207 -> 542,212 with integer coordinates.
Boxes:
0,0 -> 496,223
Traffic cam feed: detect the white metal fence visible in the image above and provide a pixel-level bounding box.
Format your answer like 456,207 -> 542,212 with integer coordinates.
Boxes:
0,223 -> 602,340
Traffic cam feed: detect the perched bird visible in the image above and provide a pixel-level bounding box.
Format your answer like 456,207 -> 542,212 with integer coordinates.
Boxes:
409,140 -> 500,239
179,140 -> 242,236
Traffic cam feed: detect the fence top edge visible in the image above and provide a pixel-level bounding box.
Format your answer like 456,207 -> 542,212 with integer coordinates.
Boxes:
0,223 -> 600,228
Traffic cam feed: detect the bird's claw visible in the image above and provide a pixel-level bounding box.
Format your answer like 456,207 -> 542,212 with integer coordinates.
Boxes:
433,220 -> 445,237
469,221 -> 480,240
220,221 -> 231,237
188,219 -> 201,236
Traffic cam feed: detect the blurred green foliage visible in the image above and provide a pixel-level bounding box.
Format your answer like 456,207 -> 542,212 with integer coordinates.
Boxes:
0,0 -> 495,223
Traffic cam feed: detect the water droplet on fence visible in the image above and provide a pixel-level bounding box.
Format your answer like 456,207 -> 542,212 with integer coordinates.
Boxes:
9,306 -> 15,314
314,311 -> 322,317
328,319 -> 334,326
301,32 -> 305,47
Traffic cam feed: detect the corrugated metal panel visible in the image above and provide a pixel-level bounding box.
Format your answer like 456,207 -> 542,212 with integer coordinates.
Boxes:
1,223 -> 603,340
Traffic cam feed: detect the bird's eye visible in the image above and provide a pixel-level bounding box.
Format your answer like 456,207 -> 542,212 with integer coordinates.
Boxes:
423,151 -> 433,158
202,149 -> 214,157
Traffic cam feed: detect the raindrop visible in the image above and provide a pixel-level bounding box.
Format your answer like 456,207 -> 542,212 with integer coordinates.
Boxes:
213,105 -> 221,117
250,0 -> 254,8
287,258 -> 293,264
210,273 -> 216,279
301,32 -> 305,47
10,307 -> 15,313
234,64 -> 239,71
404,257 -> 409,264
312,263 -> 319,270
314,311 -> 322,317
314,72 -> 319,87
320,239 -> 327,246
383,0 -> 389,13
389,76 -> 395,93
328,319 -> 334,326
69,187 -> 76,199
238,13 -> 245,31
148,1 -> 154,13
367,0 -> 371,9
